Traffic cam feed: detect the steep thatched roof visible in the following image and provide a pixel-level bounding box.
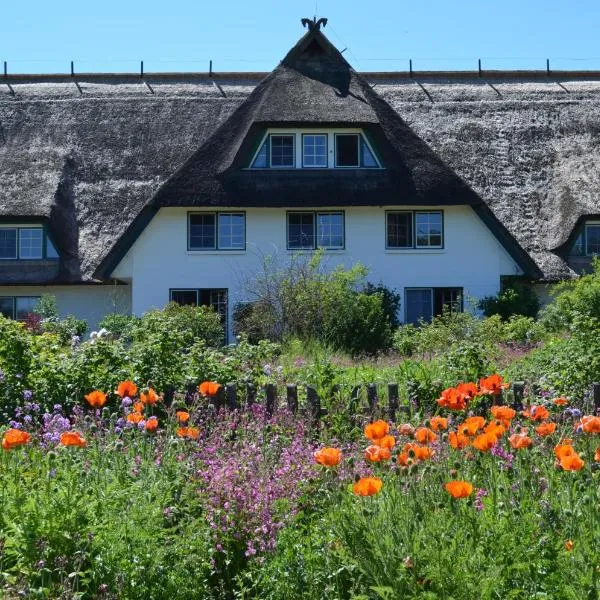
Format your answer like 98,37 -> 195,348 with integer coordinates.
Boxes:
1,28 -> 600,283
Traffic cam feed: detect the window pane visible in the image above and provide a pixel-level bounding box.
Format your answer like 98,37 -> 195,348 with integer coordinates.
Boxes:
15,297 -> 39,321
435,288 -> 463,315
0,297 -> 14,319
415,212 -> 443,247
46,236 -> 59,259
218,213 -> 245,249
270,135 -> 294,167
406,289 -> 433,325
317,213 -> 344,248
19,228 -> 43,259
251,138 -> 269,168
0,229 -> 17,259
189,214 -> 216,249
361,137 -> 378,167
586,226 -> 600,255
387,213 -> 413,248
303,134 -> 327,167
335,134 -> 359,167
288,213 -> 315,249
170,290 -> 199,306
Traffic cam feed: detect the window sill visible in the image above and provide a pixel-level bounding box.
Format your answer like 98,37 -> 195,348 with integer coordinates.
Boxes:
286,249 -> 346,255
186,250 -> 246,255
385,249 -> 445,254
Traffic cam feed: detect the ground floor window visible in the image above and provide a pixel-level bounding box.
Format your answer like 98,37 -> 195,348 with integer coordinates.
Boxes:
169,288 -> 228,341
405,287 -> 463,325
0,296 -> 40,321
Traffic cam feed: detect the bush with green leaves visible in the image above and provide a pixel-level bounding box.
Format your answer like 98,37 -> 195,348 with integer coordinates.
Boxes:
478,280 -> 540,320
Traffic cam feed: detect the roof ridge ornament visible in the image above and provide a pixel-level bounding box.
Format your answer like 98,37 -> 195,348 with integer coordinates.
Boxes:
301,16 -> 328,30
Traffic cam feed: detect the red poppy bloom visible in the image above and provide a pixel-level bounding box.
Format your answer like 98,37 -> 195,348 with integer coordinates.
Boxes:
145,417 -> 159,432
198,381 -> 221,397
523,405 -> 550,422
364,420 -> 390,441
2,428 -> 31,450
437,387 -> 467,411
353,477 -> 383,496
445,480 -> 473,499
60,431 -> 87,447
140,388 -> 159,405
456,382 -> 478,400
479,374 -> 509,396
314,447 -> 342,467
116,380 -> 138,398
85,390 -> 107,408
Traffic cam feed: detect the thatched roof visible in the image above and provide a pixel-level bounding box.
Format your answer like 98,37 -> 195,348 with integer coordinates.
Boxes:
1,28 -> 600,283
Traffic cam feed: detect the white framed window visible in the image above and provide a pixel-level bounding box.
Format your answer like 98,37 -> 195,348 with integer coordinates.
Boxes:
386,211 -> 443,249
250,129 -> 381,169
188,212 -> 245,251
19,228 -> 44,259
0,226 -> 53,260
287,211 -> 344,250
0,296 -> 40,321
405,287 -> 463,325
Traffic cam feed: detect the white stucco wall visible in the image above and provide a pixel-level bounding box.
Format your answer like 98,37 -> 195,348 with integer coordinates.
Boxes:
0,284 -> 131,332
112,205 -> 521,339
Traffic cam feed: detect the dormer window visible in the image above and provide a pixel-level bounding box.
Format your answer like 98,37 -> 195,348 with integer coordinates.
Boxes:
571,222 -> 600,256
250,129 -> 381,169
0,225 -> 58,260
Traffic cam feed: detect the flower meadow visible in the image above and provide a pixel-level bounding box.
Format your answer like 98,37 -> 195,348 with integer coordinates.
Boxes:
1,371 -> 599,600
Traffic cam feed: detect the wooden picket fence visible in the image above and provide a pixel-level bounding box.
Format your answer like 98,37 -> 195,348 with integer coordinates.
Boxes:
208,381 -> 600,424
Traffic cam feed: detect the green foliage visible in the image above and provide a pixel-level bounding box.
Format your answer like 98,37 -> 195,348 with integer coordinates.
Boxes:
33,295 -> 59,320
98,313 -> 138,341
478,281 -> 540,320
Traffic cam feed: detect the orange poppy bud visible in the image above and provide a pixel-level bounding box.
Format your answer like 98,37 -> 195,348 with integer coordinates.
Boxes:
116,380 -> 138,399
375,435 -> 396,449
2,428 -> 31,450
535,422 -> 556,437
352,476 -> 383,497
429,416 -> 448,431
560,454 -> 584,471
84,390 -> 107,408
564,540 -> 574,551
198,381 -> 221,397
126,412 -> 144,424
145,417 -> 159,432
59,431 -> 87,447
444,480 -> 473,499
140,388 -> 159,405
398,423 -> 415,436
364,420 -> 390,441
176,410 -> 190,423
509,433 -> 533,450
414,427 -> 437,444
364,445 -> 392,462
313,447 -> 342,467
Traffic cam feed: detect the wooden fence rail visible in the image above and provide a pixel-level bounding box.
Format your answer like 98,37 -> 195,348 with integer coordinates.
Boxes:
210,381 -> 600,423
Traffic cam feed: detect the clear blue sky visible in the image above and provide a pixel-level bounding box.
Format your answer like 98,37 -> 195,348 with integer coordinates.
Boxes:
2,0 -> 600,74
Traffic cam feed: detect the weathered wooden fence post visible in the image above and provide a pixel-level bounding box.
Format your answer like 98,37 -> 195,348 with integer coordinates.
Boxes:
367,383 -> 378,415
225,383 -> 238,410
511,382 -> 525,411
246,383 -> 256,407
306,385 -> 320,427
265,384 -> 277,416
592,382 -> 600,413
286,384 -> 298,414
388,383 -> 399,422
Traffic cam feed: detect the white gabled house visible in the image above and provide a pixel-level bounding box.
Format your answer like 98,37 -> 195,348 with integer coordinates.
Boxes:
2,18 -> 600,339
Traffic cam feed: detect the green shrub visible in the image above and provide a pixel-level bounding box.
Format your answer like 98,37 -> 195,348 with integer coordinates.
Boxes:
479,281 -> 540,320
98,313 -> 138,341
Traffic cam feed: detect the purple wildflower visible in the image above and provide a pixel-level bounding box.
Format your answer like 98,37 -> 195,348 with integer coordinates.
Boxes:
474,488 -> 488,511
23,390 -> 33,400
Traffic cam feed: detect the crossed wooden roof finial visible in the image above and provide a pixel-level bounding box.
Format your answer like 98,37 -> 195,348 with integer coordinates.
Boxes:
301,16 -> 328,31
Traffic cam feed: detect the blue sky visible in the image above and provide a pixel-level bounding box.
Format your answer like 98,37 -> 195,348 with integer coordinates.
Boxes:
2,0 -> 600,74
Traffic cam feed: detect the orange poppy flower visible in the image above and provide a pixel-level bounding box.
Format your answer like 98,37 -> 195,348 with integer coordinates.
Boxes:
364,445 -> 392,462
145,417 -> 159,432
59,431 -> 87,447
456,382 -> 478,400
535,422 -> 556,437
133,401 -> 144,414
116,380 -> 138,399
127,412 -> 144,424
449,431 -> 470,449
176,410 -> 190,423
445,480 -> 473,499
437,387 -> 467,411
580,416 -> 600,434
353,477 -> 383,497
523,405 -> 550,422
490,406 -> 516,422
398,423 -> 415,437
140,388 -> 159,405
594,447 -> 600,462
198,381 -> 221,397
479,374 -> 509,396
484,420 -> 506,438
461,416 -> 486,436
553,397 -> 569,406
85,390 -> 107,408
509,433 -> 533,450
560,454 -> 584,471
314,447 -> 342,467
176,426 -> 200,439
364,420 -> 390,441
375,435 -> 396,449
472,432 -> 497,452
429,416 -> 448,431
564,540 -> 574,551
554,444 -> 576,460
414,427 -> 437,444
398,443 -> 433,466
2,428 -> 31,450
